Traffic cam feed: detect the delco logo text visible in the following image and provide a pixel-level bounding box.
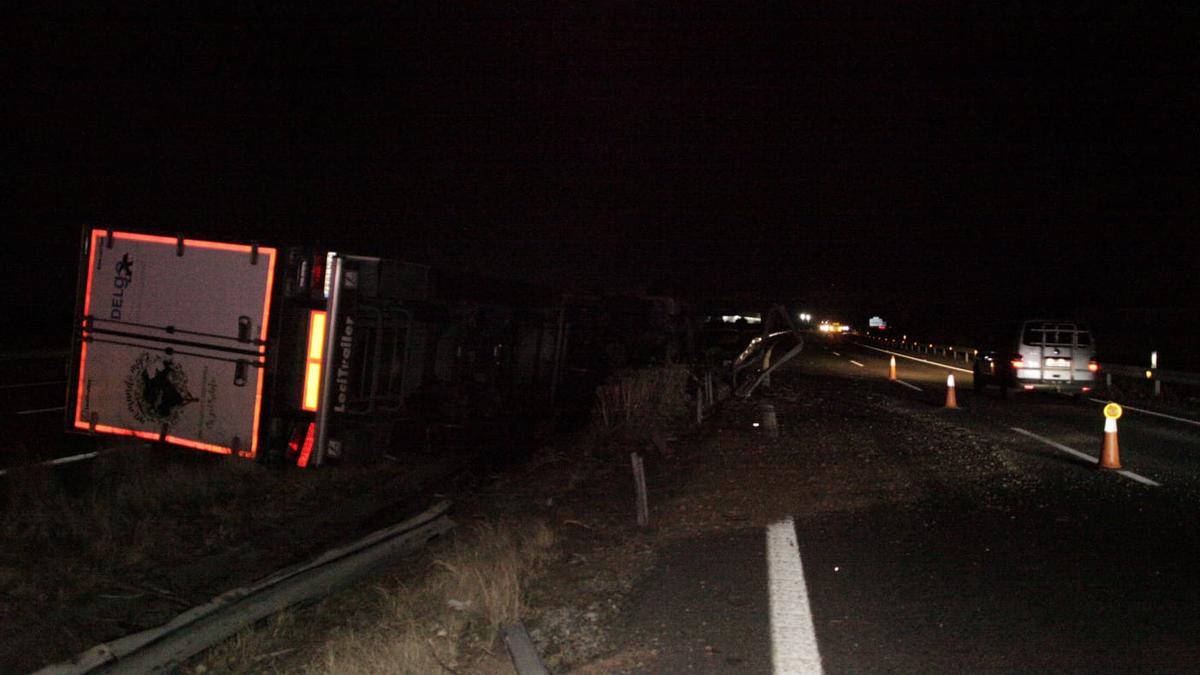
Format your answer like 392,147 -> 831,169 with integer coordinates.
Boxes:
111,254 -> 134,320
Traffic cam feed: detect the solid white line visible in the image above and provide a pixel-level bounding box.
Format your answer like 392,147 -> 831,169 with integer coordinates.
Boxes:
858,344 -> 973,374
1010,427 -> 1160,487
767,517 -> 824,674
894,379 -> 923,392
1086,398 -> 1200,428
16,406 -> 66,416
849,360 -> 864,368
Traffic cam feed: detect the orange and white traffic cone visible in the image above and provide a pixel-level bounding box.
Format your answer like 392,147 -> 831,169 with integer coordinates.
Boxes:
888,355 -> 897,380
1099,413 -> 1121,470
944,373 -> 958,409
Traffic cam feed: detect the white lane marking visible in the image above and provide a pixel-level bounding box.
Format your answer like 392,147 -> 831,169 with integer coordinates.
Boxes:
894,379 -> 923,392
849,360 -> 864,368
831,351 -> 841,357
16,406 -> 66,416
858,344 -> 972,374
0,380 -> 65,390
1010,427 -> 1160,487
1086,397 -> 1200,428
767,517 -> 824,674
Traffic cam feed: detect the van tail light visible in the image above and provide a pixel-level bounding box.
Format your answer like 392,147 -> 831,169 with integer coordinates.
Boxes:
1088,360 -> 1100,373
1010,355 -> 1025,369
302,310 -> 327,411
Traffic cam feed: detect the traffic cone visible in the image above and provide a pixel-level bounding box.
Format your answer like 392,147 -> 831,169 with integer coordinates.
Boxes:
1099,416 -> 1121,470
888,355 -> 897,380
944,373 -> 958,409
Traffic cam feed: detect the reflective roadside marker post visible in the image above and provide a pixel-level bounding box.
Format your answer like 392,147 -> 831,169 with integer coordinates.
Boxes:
1100,403 -> 1123,470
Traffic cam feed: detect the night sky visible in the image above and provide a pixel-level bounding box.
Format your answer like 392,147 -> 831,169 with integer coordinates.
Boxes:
11,4 -> 1199,349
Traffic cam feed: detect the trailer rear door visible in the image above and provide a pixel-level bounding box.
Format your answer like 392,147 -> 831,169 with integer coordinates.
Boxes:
70,230 -> 277,457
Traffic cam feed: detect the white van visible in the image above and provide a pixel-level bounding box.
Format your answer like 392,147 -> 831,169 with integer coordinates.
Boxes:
972,320 -> 1099,397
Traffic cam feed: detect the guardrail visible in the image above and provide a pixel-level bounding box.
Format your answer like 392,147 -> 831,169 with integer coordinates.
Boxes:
38,501 -> 455,675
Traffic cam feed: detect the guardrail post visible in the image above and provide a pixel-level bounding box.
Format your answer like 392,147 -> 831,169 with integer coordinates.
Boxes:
632,452 -> 649,527
761,403 -> 778,436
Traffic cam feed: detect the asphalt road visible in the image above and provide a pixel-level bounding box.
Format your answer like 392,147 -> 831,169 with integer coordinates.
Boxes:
805,340 -> 1200,671
830,336 -> 1200,489
615,339 -> 1200,673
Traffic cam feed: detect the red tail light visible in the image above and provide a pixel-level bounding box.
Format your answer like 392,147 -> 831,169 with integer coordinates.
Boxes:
311,257 -> 325,293
1010,355 -> 1025,369
296,422 -> 316,468
1088,360 -> 1100,373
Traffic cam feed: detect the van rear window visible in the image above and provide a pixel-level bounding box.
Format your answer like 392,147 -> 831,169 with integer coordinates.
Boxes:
1023,323 -> 1091,346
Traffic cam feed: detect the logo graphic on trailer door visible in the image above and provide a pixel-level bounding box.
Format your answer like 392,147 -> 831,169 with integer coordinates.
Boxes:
124,352 -> 198,425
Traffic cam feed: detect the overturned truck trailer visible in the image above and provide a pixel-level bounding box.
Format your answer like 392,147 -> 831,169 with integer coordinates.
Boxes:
67,228 -> 568,467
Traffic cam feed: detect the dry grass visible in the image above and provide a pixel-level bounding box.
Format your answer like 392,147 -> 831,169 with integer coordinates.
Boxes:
2,446 -> 331,576
193,517 -> 558,675
592,363 -> 691,435
0,442 -> 401,674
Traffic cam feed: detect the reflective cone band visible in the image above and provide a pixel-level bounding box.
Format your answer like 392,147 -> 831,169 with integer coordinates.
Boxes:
1099,416 -> 1121,470
945,373 -> 958,409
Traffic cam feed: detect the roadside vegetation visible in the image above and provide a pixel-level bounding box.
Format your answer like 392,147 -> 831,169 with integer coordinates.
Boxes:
0,446 -> 398,672
198,517 -> 557,674
187,363 -> 701,673
1,363 -> 701,672
592,362 -> 692,436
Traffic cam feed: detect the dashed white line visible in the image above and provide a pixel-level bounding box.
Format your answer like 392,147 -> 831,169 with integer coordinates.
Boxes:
849,360 -> 864,368
1010,427 -> 1160,486
831,351 -> 841,357
1086,398 -> 1200,428
767,517 -> 824,674
893,379 -> 923,392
